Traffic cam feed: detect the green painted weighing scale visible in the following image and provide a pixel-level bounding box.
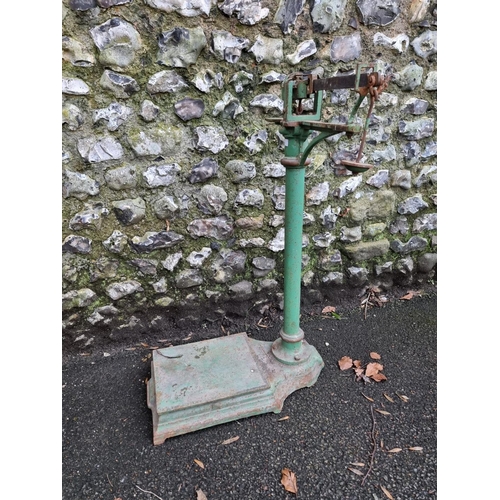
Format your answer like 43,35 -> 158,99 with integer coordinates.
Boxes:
147,63 -> 390,445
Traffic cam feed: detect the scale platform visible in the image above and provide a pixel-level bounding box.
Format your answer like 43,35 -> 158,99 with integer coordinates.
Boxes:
147,332 -> 324,445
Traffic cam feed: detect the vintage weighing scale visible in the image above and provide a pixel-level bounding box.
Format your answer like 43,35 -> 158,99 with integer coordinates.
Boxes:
147,63 -> 390,445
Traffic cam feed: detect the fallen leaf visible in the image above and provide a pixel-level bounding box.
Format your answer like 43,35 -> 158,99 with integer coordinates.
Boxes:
371,372 -> 387,382
375,409 -> 391,416
347,467 -> 364,476
194,459 -> 205,469
408,446 -> 423,452
221,436 -> 240,445
361,393 -> 374,402
338,356 -> 353,371
370,352 -> 381,359
277,416 -> 290,421
365,362 -> 383,378
354,367 -> 364,377
380,485 -> 394,499
400,291 -> 416,300
353,360 -> 362,368
383,393 -> 395,403
140,343 -> 149,347
387,448 -> 402,453
196,489 -> 208,500
322,305 -> 336,314
349,462 -> 365,467
281,468 -> 298,494
397,393 -> 410,402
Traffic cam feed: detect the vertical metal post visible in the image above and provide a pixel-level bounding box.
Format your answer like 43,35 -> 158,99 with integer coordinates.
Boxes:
283,164 -> 305,337
271,129 -> 313,365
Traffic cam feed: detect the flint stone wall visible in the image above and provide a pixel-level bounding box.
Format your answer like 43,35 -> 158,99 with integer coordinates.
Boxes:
62,0 -> 437,340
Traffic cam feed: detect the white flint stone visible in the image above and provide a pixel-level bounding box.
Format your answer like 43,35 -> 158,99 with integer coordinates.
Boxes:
147,70 -> 189,93
195,126 -> 229,153
62,36 -> 96,66
213,92 -> 244,118
162,252 -> 183,271
145,0 -> 212,16
90,18 -> 142,70
249,35 -> 283,64
219,0 -> 269,25
373,32 -> 409,53
77,136 -> 124,162
62,78 -> 90,95
106,280 -> 143,300
424,71 -> 437,91
192,70 -> 224,93
286,39 -> 317,65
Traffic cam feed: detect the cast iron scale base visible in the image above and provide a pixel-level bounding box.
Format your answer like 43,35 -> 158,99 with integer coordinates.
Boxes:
147,63 -> 389,445
147,332 -> 323,445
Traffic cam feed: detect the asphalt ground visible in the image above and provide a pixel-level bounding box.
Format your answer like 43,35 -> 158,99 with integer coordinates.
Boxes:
62,291 -> 437,500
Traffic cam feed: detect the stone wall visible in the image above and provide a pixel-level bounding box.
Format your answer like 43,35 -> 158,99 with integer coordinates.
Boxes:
62,0 -> 437,339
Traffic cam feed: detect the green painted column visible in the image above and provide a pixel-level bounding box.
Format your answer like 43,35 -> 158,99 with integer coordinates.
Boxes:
283,164 -> 305,336
271,129 -> 311,364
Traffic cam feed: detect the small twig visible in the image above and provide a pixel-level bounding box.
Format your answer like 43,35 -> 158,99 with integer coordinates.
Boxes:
106,473 -> 113,488
361,405 -> 377,485
363,292 -> 371,319
135,484 -> 164,500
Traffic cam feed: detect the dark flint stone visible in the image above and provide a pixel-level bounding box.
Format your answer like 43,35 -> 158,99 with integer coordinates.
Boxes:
348,17 -> 358,29
356,0 -> 401,26
63,235 -> 92,254
189,158 -> 219,183
130,231 -> 184,253
107,72 -> 140,95
174,98 -> 205,121
97,0 -> 131,7
69,0 -> 97,10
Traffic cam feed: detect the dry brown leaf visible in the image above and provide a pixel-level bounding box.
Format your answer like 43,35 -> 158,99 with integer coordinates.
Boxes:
277,416 -> 290,421
365,362 -> 383,377
371,372 -> 387,382
387,448 -> 402,453
380,485 -> 394,499
354,367 -> 364,377
196,490 -> 208,500
349,462 -> 365,467
408,446 -> 423,452
221,436 -> 240,445
375,409 -> 391,416
361,393 -> 374,402
322,305 -> 336,314
400,291 -> 416,300
281,468 -> 298,494
194,459 -> 205,469
370,352 -> 381,359
338,356 -> 353,371
353,360 -> 362,368
383,393 -> 395,403
347,467 -> 364,476
397,393 -> 410,402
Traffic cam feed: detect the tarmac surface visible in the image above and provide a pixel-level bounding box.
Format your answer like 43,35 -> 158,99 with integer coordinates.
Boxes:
62,290 -> 437,500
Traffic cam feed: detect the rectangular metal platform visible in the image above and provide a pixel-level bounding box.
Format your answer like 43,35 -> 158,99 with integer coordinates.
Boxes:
147,332 -> 323,445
